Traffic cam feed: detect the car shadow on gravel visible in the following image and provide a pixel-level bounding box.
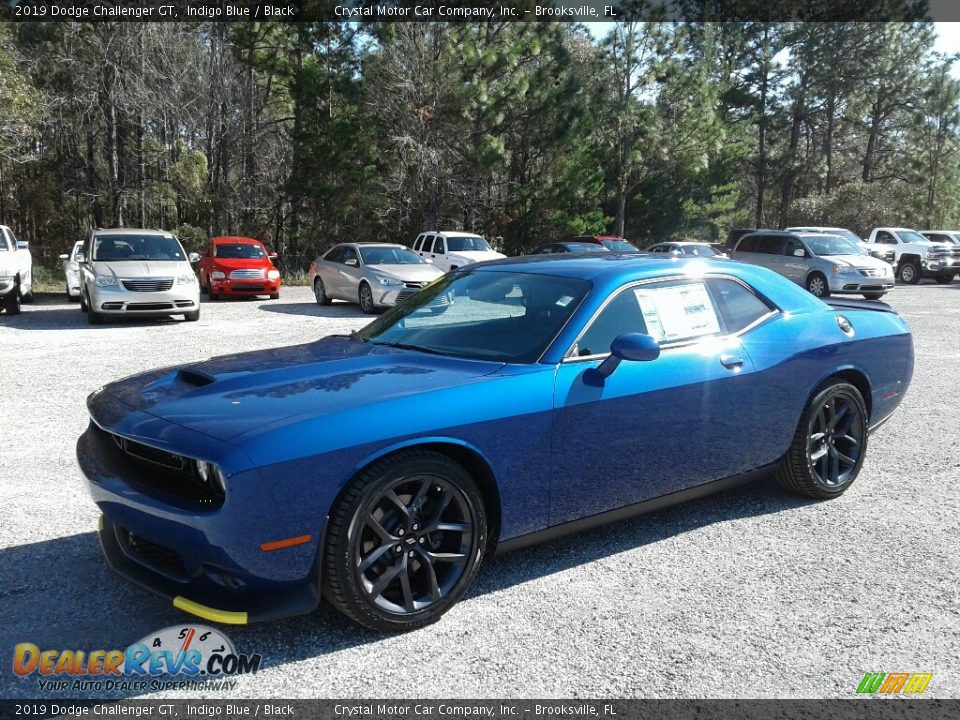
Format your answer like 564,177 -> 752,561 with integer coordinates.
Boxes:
1,292 -> 195,331
0,475 -> 810,699
258,301 -> 370,318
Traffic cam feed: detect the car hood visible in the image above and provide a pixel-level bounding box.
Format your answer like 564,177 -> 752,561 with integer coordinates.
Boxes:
828,254 -> 891,269
207,257 -> 274,270
92,260 -> 190,278
368,264 -> 444,282
448,250 -> 506,263
99,336 -> 503,441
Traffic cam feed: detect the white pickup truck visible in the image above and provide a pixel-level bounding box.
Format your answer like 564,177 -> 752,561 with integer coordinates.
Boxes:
866,227 -> 960,284
0,224 -> 33,314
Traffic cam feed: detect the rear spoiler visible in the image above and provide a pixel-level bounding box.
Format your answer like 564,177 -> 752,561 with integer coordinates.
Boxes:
822,297 -> 898,314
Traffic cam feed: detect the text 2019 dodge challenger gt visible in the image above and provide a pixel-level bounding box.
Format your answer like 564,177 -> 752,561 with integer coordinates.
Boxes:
77,254 -> 913,631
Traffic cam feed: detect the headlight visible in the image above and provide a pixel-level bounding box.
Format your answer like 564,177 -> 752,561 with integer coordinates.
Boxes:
210,271 -> 226,280
267,269 -> 280,280
832,265 -> 853,275
177,273 -> 197,285
376,275 -> 403,287
195,460 -> 227,495
95,275 -> 118,287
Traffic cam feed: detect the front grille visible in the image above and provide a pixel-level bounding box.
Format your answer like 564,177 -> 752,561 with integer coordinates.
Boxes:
97,425 -> 224,508
122,278 -> 174,292
127,302 -> 176,311
229,269 -> 264,280
404,281 -> 427,289
857,268 -> 885,277
396,290 -> 416,303
118,526 -> 188,580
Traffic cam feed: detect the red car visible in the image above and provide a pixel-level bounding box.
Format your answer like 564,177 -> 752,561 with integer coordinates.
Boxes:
198,236 -> 281,300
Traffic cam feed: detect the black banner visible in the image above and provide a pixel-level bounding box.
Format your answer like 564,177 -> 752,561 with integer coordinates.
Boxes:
0,0 -> 948,23
0,700 -> 955,720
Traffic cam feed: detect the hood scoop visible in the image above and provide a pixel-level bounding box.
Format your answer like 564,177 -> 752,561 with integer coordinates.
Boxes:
178,368 -> 216,387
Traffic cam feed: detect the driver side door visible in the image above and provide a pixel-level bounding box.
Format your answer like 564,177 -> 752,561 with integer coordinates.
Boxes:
549,277 -> 775,525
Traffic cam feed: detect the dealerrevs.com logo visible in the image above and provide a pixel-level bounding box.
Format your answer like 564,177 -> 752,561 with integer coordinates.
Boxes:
13,625 -> 261,692
856,672 -> 934,695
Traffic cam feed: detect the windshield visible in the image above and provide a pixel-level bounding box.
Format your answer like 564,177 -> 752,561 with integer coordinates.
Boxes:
93,234 -> 186,262
215,243 -> 266,259
830,229 -> 864,244
601,239 -> 640,252
682,244 -> 719,256
356,270 -> 591,363
359,246 -> 425,265
446,236 -> 491,252
899,230 -> 933,244
805,235 -> 866,256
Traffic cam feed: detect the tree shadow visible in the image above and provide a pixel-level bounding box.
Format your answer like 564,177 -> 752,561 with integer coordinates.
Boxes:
0,475 -> 810,700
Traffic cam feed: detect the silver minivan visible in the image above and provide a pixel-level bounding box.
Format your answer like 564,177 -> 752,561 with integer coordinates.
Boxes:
731,231 -> 895,299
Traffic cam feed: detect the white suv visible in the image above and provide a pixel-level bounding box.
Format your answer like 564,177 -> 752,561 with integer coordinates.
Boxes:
79,228 -> 201,324
412,231 -> 505,272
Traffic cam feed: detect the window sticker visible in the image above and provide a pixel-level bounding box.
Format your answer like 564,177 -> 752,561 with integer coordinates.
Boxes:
633,282 -> 721,342
555,295 -> 574,307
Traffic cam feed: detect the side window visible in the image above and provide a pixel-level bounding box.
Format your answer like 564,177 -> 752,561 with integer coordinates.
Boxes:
413,236 -> 422,251
926,233 -> 950,243
783,238 -> 804,256
736,236 -> 758,253
757,236 -> 785,254
422,234 -> 435,252
342,247 -> 358,265
575,290 -> 649,357
432,237 -> 445,254
706,278 -> 773,333
324,246 -> 343,263
876,232 -> 895,244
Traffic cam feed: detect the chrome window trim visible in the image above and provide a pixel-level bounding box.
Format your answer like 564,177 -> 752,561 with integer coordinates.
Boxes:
560,273 -> 780,364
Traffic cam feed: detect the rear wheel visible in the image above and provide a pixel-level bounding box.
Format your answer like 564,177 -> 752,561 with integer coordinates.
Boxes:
359,282 -> 376,314
806,272 -> 830,298
323,449 -> 487,632
776,382 -> 868,499
898,261 -> 920,284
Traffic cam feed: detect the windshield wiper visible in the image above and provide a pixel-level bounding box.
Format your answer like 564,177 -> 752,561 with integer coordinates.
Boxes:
369,340 -> 447,356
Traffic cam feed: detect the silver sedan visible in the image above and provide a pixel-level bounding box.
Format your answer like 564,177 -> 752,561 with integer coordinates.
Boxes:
59,240 -> 84,301
309,243 -> 445,314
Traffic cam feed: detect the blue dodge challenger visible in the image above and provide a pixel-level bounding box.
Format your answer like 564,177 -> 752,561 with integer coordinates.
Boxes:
78,254 -> 914,631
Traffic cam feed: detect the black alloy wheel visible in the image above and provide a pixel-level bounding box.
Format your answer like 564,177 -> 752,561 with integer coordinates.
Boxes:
777,382 -> 868,499
323,450 -> 487,632
358,282 -> 376,314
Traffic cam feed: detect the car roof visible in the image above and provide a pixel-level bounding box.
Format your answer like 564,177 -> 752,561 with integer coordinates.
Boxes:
421,231 -> 483,237
342,242 -> 407,249
94,228 -> 173,237
472,252 -> 715,281
785,226 -> 848,232
652,241 -> 709,246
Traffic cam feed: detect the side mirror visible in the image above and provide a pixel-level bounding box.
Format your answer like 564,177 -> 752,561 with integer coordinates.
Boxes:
345,258 -> 358,267
424,258 -> 434,264
75,251 -> 86,263
594,333 -> 661,378
188,252 -> 200,264
59,254 -> 69,260
269,252 -> 278,259
793,249 -> 805,257
16,241 -> 29,250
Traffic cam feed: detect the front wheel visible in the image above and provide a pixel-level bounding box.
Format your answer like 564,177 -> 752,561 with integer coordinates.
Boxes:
3,289 -> 21,315
806,272 -> 830,298
898,261 -> 920,284
934,273 -> 955,285
184,310 -> 200,322
322,449 -> 488,632
862,292 -> 886,300
776,382 -> 868,499
358,282 -> 376,314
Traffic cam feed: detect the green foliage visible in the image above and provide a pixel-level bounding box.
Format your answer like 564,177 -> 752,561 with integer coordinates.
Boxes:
173,224 -> 209,254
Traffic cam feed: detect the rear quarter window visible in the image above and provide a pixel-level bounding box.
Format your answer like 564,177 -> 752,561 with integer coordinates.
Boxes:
707,278 -> 774,333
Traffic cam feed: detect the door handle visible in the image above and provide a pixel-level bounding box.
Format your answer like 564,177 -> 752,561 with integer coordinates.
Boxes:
720,354 -> 744,370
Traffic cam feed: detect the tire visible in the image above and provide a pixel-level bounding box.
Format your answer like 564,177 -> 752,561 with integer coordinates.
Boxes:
3,288 -> 21,315
359,282 -> 376,314
88,308 -> 104,325
313,278 -> 331,306
862,292 -> 886,300
805,272 -> 830,298
210,290 -> 220,301
898,261 -> 920,284
323,449 -> 488,632
934,273 -> 955,285
200,275 -> 210,296
269,292 -> 280,300
184,310 -> 200,322
776,382 -> 868,499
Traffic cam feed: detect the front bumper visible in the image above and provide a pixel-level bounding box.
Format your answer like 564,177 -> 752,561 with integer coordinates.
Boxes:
89,283 -> 200,316
211,278 -> 281,297
77,416 -> 322,624
375,284 -> 446,307
828,275 -> 895,294
921,258 -> 960,275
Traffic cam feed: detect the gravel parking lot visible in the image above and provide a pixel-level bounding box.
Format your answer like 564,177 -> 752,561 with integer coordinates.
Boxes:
1,284 -> 958,700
